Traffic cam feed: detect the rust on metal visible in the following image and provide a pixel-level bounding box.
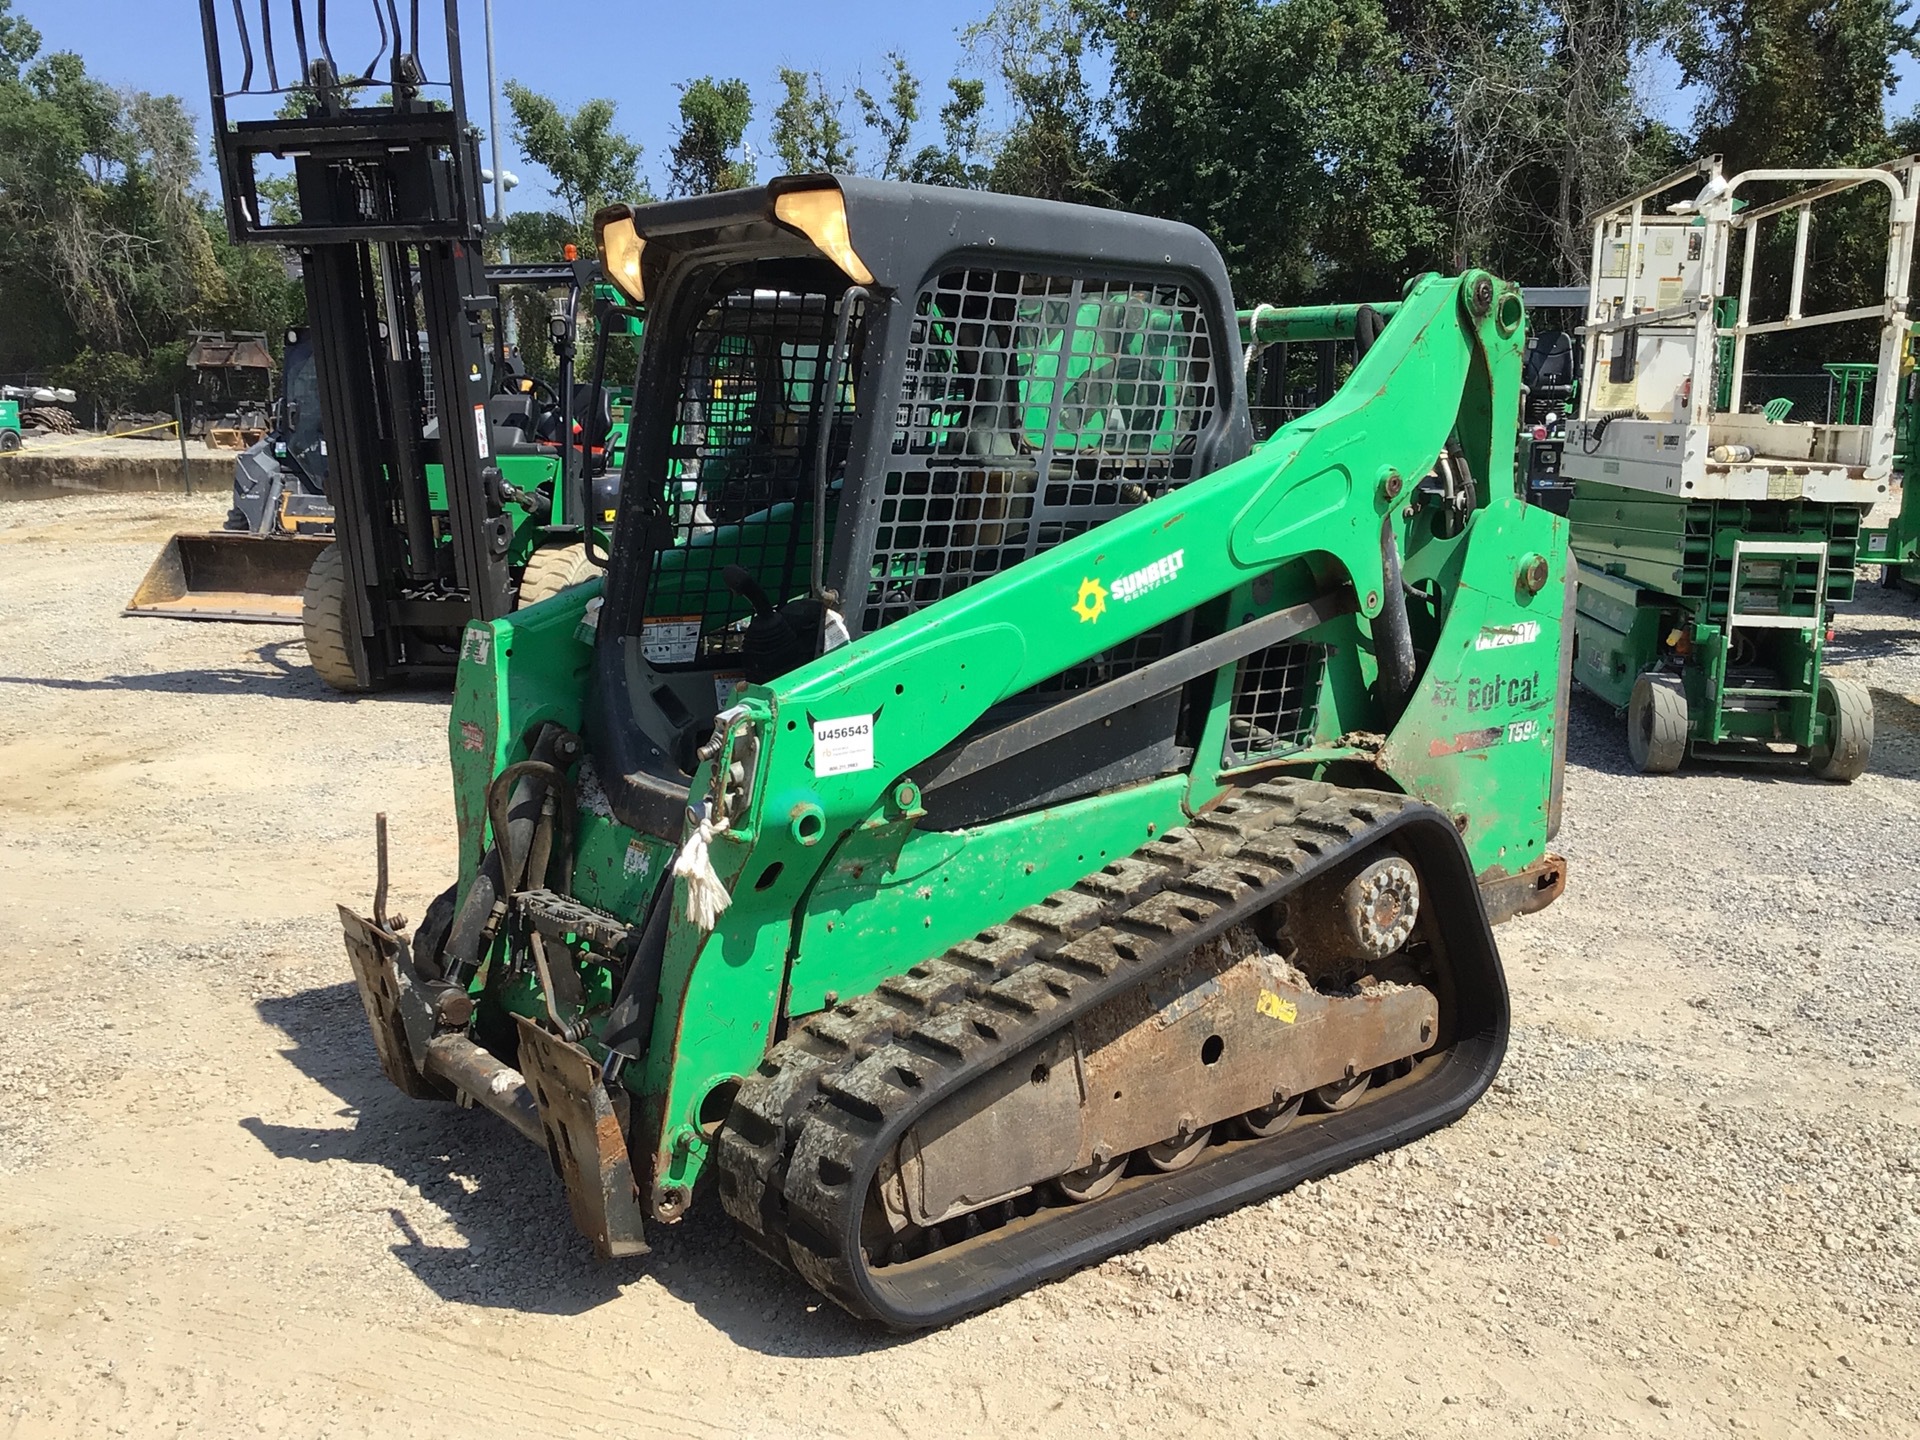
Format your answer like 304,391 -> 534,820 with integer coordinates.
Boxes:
338,905 -> 441,1100
512,1016 -> 650,1260
882,919 -> 1439,1235
1478,853 -> 1569,924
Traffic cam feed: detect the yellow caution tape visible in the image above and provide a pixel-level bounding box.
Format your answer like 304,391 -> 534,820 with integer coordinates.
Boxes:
0,418 -> 182,456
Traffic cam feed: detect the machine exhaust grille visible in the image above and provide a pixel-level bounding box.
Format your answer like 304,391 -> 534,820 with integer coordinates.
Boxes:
1224,641 -> 1327,764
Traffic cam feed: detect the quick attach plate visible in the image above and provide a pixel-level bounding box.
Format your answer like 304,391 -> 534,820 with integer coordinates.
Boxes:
512,1015 -> 650,1260
339,905 -> 441,1099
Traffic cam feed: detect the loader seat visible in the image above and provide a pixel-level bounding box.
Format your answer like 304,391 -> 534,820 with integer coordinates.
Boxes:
1525,331 -> 1576,407
488,394 -> 541,454
572,382 -> 612,451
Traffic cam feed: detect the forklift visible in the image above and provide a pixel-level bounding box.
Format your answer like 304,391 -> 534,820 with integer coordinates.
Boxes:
1562,155 -> 1913,778
172,0 -> 634,690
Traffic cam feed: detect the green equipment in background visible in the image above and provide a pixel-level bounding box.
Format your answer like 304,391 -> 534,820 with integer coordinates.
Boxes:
174,0 -> 640,692
1855,342 -> 1920,588
0,397 -> 20,452
339,173 -> 1573,1329
1563,155 -> 1916,779
124,278 -> 638,638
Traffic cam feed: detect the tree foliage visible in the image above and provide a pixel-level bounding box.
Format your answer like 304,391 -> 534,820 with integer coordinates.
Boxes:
7,0 -> 1920,409
907,78 -> 993,188
1092,0 -> 1445,298
771,68 -> 856,174
855,54 -> 921,180
964,0 -> 1112,204
667,77 -> 755,197
1668,0 -> 1917,361
0,0 -> 297,408
503,81 -> 645,225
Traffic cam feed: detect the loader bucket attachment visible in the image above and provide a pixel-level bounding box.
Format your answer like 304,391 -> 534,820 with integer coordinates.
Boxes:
124,531 -> 328,624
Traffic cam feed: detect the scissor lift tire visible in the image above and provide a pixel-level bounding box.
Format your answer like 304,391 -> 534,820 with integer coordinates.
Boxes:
1809,675 -> 1873,783
1627,673 -> 1688,774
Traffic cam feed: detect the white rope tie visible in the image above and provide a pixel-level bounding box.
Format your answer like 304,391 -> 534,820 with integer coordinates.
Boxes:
673,800 -> 733,932
1242,301 -> 1280,375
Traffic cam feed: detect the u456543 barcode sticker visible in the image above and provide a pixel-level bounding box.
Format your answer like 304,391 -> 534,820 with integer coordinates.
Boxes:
811,714 -> 875,777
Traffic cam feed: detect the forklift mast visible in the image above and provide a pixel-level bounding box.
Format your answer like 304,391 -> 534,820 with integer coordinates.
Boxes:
198,0 -> 527,686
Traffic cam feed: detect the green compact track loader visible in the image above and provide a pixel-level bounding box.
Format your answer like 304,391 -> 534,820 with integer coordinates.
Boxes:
340,174 -> 1572,1328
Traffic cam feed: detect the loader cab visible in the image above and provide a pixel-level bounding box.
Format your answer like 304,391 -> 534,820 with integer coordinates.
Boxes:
276,331 -> 328,481
589,176 -> 1249,838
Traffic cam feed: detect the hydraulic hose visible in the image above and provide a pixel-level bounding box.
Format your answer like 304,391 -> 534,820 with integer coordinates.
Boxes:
442,726 -> 577,981
599,875 -> 674,1078
1377,516 -> 1417,726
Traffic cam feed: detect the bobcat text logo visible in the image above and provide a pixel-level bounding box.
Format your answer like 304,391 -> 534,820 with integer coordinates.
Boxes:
1466,670 -> 1541,713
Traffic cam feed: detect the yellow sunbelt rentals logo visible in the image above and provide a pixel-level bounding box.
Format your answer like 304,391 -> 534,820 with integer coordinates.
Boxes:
1072,549 -> 1185,623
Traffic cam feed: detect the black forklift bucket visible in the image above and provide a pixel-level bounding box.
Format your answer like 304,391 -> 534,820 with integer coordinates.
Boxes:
123,531 -> 328,624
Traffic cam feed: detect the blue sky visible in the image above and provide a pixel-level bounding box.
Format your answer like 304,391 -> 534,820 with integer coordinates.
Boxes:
26,0 -> 981,204
20,0 -> 1920,215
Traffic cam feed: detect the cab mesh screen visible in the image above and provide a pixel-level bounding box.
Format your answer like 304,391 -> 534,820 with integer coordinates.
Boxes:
864,269 -> 1218,634
643,285 -> 862,665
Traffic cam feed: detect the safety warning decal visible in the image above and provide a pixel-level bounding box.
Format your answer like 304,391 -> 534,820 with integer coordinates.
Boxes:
1257,989 -> 1298,1024
640,615 -> 702,665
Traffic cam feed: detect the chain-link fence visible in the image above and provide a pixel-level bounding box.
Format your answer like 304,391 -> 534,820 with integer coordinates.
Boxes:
1734,372 -> 1871,425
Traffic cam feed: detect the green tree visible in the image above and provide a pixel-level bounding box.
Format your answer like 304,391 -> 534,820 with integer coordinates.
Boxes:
503,81 -> 646,226
1085,0 -> 1444,300
0,0 -> 299,406
855,53 -> 920,180
965,0 -> 1111,204
770,67 -> 856,174
1673,0 -> 1913,171
907,78 -> 992,188
1671,0 -> 1915,362
667,77 -> 755,196
0,6 -> 221,366
1399,0 -> 1686,281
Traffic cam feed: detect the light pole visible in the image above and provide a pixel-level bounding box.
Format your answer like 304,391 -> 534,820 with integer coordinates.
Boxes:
483,0 -> 506,231
482,0 -> 514,348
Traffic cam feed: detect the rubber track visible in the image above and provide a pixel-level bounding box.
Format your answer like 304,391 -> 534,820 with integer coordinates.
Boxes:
715,779 -> 1510,1328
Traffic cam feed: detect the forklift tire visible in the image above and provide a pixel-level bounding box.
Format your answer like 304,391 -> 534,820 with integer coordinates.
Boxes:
1809,675 -> 1873,783
1627,673 -> 1688,774
302,543 -> 371,694
516,543 -> 596,608
0,430 -> 19,452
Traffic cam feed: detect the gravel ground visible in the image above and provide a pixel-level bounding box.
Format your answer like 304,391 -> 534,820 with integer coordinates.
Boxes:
1,491 -> 1918,1439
